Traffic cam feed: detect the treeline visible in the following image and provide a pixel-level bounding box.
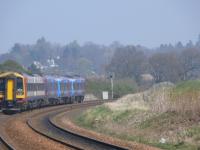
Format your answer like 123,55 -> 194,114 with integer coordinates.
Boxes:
1,35 -> 200,84
107,35 -> 200,84
0,37 -> 116,76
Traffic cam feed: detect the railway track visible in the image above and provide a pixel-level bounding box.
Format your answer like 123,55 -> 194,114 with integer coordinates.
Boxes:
27,100 -> 128,150
0,135 -> 15,150
0,114 -> 15,150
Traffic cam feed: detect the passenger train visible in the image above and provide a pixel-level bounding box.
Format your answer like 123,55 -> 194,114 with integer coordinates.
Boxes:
0,72 -> 85,113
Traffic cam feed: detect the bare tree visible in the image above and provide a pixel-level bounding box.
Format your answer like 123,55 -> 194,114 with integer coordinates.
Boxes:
179,48 -> 200,80
149,52 -> 182,83
106,46 -> 149,81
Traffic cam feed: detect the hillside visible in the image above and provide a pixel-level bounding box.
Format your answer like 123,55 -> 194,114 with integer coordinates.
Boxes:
74,81 -> 200,150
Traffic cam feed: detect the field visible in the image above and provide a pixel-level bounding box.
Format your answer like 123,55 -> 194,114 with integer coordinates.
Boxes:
74,81 -> 200,150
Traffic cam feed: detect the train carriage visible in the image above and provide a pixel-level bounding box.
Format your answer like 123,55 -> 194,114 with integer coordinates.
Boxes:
23,74 -> 46,109
0,72 -> 85,113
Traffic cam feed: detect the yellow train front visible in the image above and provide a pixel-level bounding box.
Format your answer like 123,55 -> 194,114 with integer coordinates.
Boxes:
0,72 -> 26,113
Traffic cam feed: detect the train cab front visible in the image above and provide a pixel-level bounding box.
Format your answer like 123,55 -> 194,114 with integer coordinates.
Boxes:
0,72 -> 25,114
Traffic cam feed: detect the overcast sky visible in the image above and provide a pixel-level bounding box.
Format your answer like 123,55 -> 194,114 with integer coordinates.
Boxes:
0,0 -> 200,53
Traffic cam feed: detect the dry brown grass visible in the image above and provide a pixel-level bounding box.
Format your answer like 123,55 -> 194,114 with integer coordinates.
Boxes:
169,91 -> 200,118
106,82 -> 174,112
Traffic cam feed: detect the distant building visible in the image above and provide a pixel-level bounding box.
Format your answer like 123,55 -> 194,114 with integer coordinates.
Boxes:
47,59 -> 58,67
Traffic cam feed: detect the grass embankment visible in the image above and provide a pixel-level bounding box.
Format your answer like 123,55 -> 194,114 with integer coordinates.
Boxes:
74,81 -> 200,150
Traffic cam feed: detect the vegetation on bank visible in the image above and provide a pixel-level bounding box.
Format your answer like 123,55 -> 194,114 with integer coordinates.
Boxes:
85,78 -> 138,98
74,80 -> 200,150
169,80 -> 200,117
0,60 -> 43,75
0,60 -> 32,74
172,80 -> 200,95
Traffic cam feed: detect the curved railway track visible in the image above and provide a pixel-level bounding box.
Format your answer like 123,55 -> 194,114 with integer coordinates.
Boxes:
0,100 -> 159,150
27,100 -> 128,150
0,135 -> 15,150
0,113 -> 15,150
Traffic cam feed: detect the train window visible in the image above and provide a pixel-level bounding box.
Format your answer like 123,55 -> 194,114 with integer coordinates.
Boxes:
78,82 -> 80,90
65,82 -> 67,91
29,84 -> 33,91
41,83 -> 44,90
67,82 -> 70,90
63,82 -> 66,91
17,78 -> 23,95
36,83 -> 38,91
74,82 -> 76,90
27,84 -> 30,91
60,82 -> 63,92
29,83 -> 34,91
74,82 -> 78,90
39,83 -> 44,91
0,78 -> 5,91
36,83 -> 39,91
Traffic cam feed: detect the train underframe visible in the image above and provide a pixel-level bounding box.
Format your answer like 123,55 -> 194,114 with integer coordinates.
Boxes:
1,95 -> 84,114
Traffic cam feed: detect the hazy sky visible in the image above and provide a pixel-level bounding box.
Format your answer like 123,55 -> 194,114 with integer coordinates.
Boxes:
0,0 -> 200,53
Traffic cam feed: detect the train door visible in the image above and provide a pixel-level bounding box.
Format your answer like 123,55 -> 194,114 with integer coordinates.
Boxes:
6,79 -> 14,101
57,80 -> 61,97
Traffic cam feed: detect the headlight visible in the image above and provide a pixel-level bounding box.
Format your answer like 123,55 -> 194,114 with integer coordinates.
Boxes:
17,89 -> 23,95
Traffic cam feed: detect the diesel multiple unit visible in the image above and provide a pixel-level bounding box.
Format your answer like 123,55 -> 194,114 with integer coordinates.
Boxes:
0,72 -> 85,112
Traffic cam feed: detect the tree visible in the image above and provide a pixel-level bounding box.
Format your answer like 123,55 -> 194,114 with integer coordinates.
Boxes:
179,48 -> 200,80
186,40 -> 193,48
196,34 -> 200,47
77,58 -> 92,76
106,46 -> 148,81
0,60 -> 31,74
149,52 -> 182,83
28,64 -> 42,75
176,41 -> 184,49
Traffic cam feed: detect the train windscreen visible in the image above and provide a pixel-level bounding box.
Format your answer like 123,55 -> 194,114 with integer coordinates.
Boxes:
0,78 -> 5,92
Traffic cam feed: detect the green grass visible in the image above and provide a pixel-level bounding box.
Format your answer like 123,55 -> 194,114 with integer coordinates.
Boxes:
122,134 -> 194,150
111,129 -> 195,149
86,78 -> 138,98
152,142 -> 196,150
138,112 -> 178,129
172,80 -> 200,95
75,105 -> 112,129
75,107 -> 200,150
184,125 -> 200,142
75,105 -> 142,129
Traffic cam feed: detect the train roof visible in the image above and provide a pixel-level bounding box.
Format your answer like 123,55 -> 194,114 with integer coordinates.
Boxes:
44,75 -> 85,81
0,72 -> 85,81
0,71 -> 24,78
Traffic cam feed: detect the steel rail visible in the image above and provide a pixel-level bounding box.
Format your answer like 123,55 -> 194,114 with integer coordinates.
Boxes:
27,100 -> 128,150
